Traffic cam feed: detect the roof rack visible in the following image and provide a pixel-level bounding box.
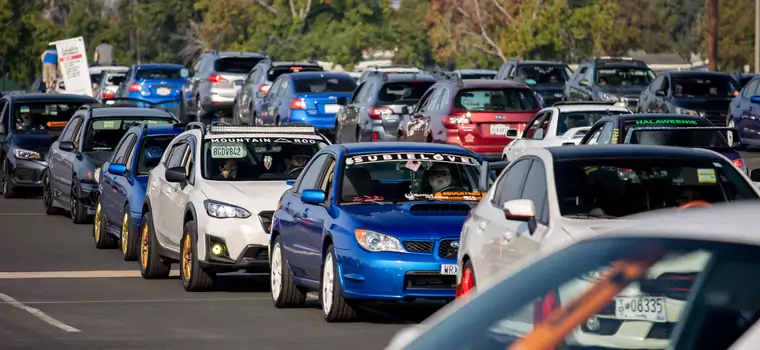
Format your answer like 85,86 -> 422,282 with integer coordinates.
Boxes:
552,101 -> 618,106
207,125 -> 318,134
185,121 -> 206,131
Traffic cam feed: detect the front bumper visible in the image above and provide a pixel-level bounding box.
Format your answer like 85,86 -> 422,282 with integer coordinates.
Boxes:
199,242 -> 269,273
336,246 -> 458,300
196,214 -> 272,273
8,158 -> 46,187
78,182 -> 99,215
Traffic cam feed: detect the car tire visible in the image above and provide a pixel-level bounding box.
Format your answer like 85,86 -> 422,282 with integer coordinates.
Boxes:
232,102 -> 240,125
459,260 -> 476,297
321,244 -> 357,322
180,220 -> 215,291
250,105 -> 257,126
2,159 -> 17,198
70,180 -> 89,224
120,206 -> 139,261
93,200 -> 117,249
270,236 -> 307,308
139,212 -> 171,279
42,171 -> 61,215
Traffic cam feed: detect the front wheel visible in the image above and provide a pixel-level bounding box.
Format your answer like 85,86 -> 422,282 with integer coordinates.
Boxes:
321,245 -> 357,322
180,220 -> 215,291
70,180 -> 89,224
139,212 -> 171,279
271,237 -> 307,308
42,171 -> 60,214
94,200 -> 117,249
2,160 -> 17,198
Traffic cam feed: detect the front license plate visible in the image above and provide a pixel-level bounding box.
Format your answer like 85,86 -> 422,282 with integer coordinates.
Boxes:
324,104 -> 340,113
440,264 -> 458,275
615,296 -> 667,322
156,87 -> 171,96
489,123 -> 509,136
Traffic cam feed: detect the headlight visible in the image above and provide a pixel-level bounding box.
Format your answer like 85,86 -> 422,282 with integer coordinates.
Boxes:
94,167 -> 101,183
675,107 -> 703,116
203,199 -> 251,219
13,148 -> 41,160
599,93 -> 619,102
354,229 -> 404,253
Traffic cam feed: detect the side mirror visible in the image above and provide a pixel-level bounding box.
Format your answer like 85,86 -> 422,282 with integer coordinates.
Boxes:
286,179 -> 295,186
336,97 -> 347,106
58,141 -> 75,152
579,79 -> 590,87
750,169 -> 760,182
256,91 -> 267,98
301,189 -> 326,204
108,163 -> 127,176
503,199 -> 536,221
751,96 -> 760,104
655,90 -> 666,97
165,166 -> 187,183
479,160 -> 509,192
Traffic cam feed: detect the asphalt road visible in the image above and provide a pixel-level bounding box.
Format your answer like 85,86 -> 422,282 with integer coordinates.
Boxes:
0,195 -> 443,350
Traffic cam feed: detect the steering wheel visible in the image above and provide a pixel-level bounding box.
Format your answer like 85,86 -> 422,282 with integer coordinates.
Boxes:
435,186 -> 466,193
285,167 -> 305,176
677,200 -> 711,211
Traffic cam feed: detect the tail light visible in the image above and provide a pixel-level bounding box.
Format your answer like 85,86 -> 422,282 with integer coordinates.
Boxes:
368,106 -> 393,120
372,132 -> 379,141
290,98 -> 307,110
208,74 -> 227,84
128,83 -> 141,92
443,115 -> 471,128
259,84 -> 270,94
733,159 -> 745,170
102,91 -> 115,99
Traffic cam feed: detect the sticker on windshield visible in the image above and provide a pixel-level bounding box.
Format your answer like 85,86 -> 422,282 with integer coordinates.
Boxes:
697,168 -> 716,183
46,121 -> 67,127
103,121 -> 116,129
145,146 -> 164,159
635,119 -> 698,125
210,142 -> 247,159
353,195 -> 384,202
20,106 -> 29,113
405,160 -> 421,172
263,155 -> 272,170
208,137 -> 317,144
433,191 -> 484,201
404,193 -> 434,200
346,153 -> 477,165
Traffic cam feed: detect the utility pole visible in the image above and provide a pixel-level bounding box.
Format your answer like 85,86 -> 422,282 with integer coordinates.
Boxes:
755,0 -> 759,72
707,0 -> 719,71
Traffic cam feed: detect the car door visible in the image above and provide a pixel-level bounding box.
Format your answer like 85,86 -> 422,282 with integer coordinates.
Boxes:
743,80 -> 760,141
337,82 -> 367,142
418,88 -> 444,140
507,111 -> 549,160
299,154 -> 336,280
155,141 -> 187,245
260,78 -> 283,124
641,75 -> 663,113
49,116 -> 81,197
101,133 -> 135,227
596,122 -> 615,144
281,153 -> 330,278
500,158 -> 549,269
0,100 -> 8,145
472,158 -> 531,280
57,116 -> 85,202
164,139 -> 195,247
275,78 -> 292,123
736,79 -> 758,139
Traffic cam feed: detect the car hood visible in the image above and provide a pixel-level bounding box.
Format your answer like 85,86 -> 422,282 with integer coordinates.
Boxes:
671,98 -> 732,113
339,202 -> 471,240
13,133 -> 60,154
598,86 -> 647,96
200,181 -> 290,213
82,151 -> 112,168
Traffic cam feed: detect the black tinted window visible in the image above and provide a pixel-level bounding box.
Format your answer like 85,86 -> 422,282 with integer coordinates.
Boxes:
106,74 -> 125,85
521,161 -> 547,219
298,154 -> 329,191
166,143 -> 187,168
672,76 -> 739,98
136,136 -> 175,175
293,77 -> 357,93
460,73 -> 495,80
516,64 -> 570,84
213,57 -> 265,74
558,110 -> 630,136
494,159 -> 531,205
13,102 -> 85,133
268,65 -> 323,82
378,82 -> 435,102
454,88 -> 540,112
135,69 -> 184,80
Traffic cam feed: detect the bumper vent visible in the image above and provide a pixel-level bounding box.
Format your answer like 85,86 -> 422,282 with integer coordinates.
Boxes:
403,241 -> 434,253
258,211 -> 274,234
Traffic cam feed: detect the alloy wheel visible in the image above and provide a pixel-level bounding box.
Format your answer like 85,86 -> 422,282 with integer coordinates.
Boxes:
322,253 -> 335,315
270,243 -> 282,301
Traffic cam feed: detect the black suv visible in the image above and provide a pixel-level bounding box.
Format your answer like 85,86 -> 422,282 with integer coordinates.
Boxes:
233,60 -> 323,125
495,60 -> 573,106
563,57 -> 655,109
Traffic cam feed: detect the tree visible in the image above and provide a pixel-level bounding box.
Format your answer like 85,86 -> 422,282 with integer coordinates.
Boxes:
698,0 -> 753,71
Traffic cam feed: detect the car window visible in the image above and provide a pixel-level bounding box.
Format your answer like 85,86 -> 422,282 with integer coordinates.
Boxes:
109,135 -> 130,163
620,117 -> 713,143
298,153 -> 330,192
135,68 -> 184,80
213,57 -> 265,74
267,65 -> 323,82
434,88 -> 451,111
514,64 -> 570,85
60,116 -> 82,142
136,135 -> 175,175
650,75 -> 664,92
12,102 -> 84,134
558,110 -> 629,136
522,112 -> 547,139
404,237 -> 760,350
598,122 -> 614,144
520,160 -> 548,224
113,134 -> 136,164
454,88 -> 539,112
672,75 -> 738,98
292,76 -> 356,93
377,81 -> 435,103
350,83 -> 367,104
82,118 -> 174,152
596,66 -> 655,87
166,143 -> 187,168
420,88 -> 442,112
742,80 -> 758,98
340,152 -> 482,204
493,159 -> 532,206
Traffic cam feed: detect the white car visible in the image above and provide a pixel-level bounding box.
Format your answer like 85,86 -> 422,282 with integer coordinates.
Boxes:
387,202 -> 760,350
139,124 -> 330,291
458,144 -> 760,299
502,102 -> 631,161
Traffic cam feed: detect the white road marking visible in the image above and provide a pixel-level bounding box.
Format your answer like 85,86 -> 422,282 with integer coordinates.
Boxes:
0,270 -> 180,279
0,293 -> 81,332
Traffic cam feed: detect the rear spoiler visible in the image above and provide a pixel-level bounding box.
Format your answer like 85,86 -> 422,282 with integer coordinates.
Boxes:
479,160 -> 510,192
623,126 -> 740,149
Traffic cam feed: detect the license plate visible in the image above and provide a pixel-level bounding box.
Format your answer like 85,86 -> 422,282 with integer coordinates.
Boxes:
615,296 -> 667,322
440,264 -> 458,275
324,104 -> 340,113
490,123 -> 509,136
156,87 -> 171,96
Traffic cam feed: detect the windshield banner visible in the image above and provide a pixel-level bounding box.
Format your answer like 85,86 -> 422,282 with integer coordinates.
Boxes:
51,36 -> 92,97
208,137 -> 318,144
345,153 -> 478,165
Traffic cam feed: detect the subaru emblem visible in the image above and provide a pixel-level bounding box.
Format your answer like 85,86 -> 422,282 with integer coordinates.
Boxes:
495,115 -> 505,120
451,241 -> 460,248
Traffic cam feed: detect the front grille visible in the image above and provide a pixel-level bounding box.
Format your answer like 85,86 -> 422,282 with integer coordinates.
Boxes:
404,271 -> 456,290
704,113 -> 726,126
14,168 -> 39,181
403,241 -> 434,253
646,322 -> 674,339
438,240 -> 459,259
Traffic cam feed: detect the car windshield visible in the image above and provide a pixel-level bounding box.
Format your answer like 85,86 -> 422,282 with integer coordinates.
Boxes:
672,76 -> 738,98
460,73 -> 495,80
135,135 -> 175,176
293,76 -> 357,93
201,137 -> 328,181
403,237 -> 760,350
268,66 -> 323,82
555,158 -> 756,218
105,74 -> 125,86
340,152 -> 482,204
621,118 -> 720,146
213,57 -> 265,74
454,88 -> 540,112
557,110 -> 631,136
378,81 -> 435,103
135,68 -> 183,80
515,64 -> 571,84
12,102 -> 86,133
83,118 -> 175,152
596,66 -> 655,87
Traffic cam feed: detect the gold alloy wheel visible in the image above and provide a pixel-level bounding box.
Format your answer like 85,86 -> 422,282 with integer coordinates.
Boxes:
121,213 -> 129,254
140,224 -> 149,268
182,234 -> 192,281
94,203 -> 102,242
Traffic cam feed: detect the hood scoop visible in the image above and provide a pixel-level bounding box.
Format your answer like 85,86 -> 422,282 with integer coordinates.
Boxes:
409,203 -> 471,213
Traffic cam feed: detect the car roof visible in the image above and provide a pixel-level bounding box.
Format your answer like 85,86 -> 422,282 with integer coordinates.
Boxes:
133,63 -> 185,70
7,93 -> 97,103
270,61 -> 321,67
287,72 -> 352,79
214,51 -> 267,58
668,71 -> 733,78
601,113 -> 708,123
333,142 -> 480,157
513,60 -> 567,66
455,69 -> 497,74
89,107 -> 176,118
437,79 -> 530,89
142,124 -> 185,136
365,73 -> 438,82
546,144 -> 726,161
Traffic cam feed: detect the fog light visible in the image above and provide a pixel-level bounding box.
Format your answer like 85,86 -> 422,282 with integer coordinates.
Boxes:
586,316 -> 600,332
211,243 -> 225,256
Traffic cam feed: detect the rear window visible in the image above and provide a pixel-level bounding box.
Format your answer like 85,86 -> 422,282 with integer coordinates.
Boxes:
515,64 -> 572,84
136,136 -> 175,175
622,118 -> 711,139
454,88 -> 540,112
378,81 -> 435,102
460,73 -> 495,80
268,65 -> 323,82
214,57 -> 265,74
13,102 -> 85,132
293,77 -> 357,93
558,110 -> 631,136
106,74 -> 125,85
83,118 -> 175,152
135,69 -> 184,80
672,76 -> 738,98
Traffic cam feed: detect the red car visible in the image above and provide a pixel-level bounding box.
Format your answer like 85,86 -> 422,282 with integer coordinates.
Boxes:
400,78 -> 540,160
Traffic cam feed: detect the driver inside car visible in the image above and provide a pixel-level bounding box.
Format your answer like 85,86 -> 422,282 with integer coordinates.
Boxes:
427,163 -> 459,193
284,150 -> 311,174
16,113 -> 43,130
217,158 -> 238,180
